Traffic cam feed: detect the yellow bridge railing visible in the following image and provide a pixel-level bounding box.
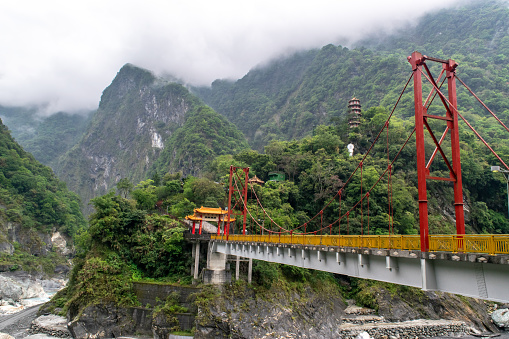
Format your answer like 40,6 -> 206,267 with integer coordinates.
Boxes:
211,234 -> 509,255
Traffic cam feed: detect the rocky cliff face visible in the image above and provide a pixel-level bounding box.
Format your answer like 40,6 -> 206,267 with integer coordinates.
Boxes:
55,65 -> 192,213
0,118 -> 83,278
0,218 -> 71,258
55,64 -> 247,214
0,215 -> 73,276
60,278 -> 503,339
194,282 -> 501,338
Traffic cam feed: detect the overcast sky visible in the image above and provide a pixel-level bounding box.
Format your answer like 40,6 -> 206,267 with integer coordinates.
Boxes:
0,0 -> 464,115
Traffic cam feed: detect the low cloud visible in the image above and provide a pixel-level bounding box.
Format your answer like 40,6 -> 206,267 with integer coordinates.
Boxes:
0,0 -> 461,115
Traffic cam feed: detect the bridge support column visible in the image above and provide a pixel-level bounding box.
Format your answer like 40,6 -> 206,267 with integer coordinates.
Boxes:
191,243 -> 195,276
236,256 -> 240,280
248,258 -> 253,284
193,242 -> 200,280
203,242 -> 231,284
421,258 -> 437,291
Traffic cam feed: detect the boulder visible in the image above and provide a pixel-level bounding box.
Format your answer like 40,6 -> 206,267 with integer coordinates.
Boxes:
67,303 -> 136,339
492,308 -> 509,328
0,333 -> 15,339
0,242 -> 13,255
29,315 -> 70,337
0,273 -> 47,301
50,232 -> 72,256
0,275 -> 23,301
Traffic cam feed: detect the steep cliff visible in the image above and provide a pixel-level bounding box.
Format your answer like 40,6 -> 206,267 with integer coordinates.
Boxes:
0,107 -> 92,169
55,64 -> 248,214
193,278 -> 500,338
0,119 -> 84,276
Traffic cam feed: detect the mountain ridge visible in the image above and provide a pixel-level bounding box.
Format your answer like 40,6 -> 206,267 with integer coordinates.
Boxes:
54,64 -> 248,214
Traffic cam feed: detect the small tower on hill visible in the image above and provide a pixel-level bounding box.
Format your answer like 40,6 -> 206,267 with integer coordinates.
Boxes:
348,97 -> 362,128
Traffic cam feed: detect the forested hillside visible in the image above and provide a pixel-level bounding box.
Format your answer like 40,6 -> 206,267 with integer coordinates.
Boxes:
0,106 -> 92,168
0,119 -> 86,273
55,64 -> 248,214
1,0 -> 507,225
194,0 -> 509,150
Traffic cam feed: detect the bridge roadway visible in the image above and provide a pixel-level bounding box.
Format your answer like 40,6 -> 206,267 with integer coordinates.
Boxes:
210,234 -> 509,303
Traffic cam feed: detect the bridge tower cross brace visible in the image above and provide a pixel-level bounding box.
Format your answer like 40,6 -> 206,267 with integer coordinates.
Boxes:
408,51 -> 465,252
226,166 -> 249,240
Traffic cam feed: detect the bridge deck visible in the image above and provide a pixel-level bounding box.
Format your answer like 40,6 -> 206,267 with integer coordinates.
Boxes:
205,234 -> 509,302
212,234 -> 509,256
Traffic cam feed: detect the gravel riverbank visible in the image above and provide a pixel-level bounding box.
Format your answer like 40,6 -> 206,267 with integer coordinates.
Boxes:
0,305 -> 41,338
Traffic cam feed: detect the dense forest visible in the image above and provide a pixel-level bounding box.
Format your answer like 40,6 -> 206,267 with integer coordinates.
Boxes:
1,0 -> 508,284
6,1 -> 508,336
0,106 -> 92,168
194,1 -> 509,151
0,119 -> 86,272
0,120 -> 86,236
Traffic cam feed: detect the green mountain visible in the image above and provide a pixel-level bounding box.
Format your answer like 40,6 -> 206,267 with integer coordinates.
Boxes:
55,64 -> 248,214
0,118 -> 86,274
0,107 -> 92,168
193,0 -> 509,150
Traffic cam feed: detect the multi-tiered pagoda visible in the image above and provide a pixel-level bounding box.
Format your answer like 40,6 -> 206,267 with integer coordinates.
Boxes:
348,97 -> 362,128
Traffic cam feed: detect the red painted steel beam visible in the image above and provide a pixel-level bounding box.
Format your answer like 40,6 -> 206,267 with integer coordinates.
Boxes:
242,167 -> 249,235
408,51 -> 430,252
445,61 -> 466,235
226,166 -> 234,240
408,51 -> 466,250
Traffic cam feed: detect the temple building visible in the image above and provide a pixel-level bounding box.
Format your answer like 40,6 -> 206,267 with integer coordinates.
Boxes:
348,97 -> 362,128
185,206 -> 235,235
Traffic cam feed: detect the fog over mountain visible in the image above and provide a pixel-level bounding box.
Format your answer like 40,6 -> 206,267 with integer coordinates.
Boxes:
0,0 -> 467,115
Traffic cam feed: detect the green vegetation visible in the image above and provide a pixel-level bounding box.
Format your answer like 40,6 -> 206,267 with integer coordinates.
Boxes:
0,107 -> 92,167
194,1 -> 509,155
200,118 -> 507,235
0,243 -> 69,275
152,292 -> 189,333
53,64 -> 248,216
0,119 -> 86,237
190,1 -> 509,234
152,105 -> 249,176
59,175 -> 200,314
0,118 -> 86,275
19,112 -> 90,167
341,278 -> 425,311
6,0 -> 508,323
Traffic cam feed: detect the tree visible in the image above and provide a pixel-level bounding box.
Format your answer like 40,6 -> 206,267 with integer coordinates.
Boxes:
116,178 -> 133,198
131,179 -> 158,210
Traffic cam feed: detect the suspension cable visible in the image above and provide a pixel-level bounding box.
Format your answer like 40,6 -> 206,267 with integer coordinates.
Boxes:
456,75 -> 509,133
420,69 -> 509,171
339,127 -> 417,224
229,73 -> 416,237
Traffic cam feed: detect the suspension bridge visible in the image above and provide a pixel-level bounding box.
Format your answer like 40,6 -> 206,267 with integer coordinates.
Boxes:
189,52 -> 509,302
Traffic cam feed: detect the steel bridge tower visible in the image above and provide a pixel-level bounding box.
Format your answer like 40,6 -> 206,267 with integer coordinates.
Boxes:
408,51 -> 465,252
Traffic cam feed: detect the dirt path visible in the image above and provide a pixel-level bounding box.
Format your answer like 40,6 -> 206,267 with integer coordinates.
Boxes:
0,305 -> 40,338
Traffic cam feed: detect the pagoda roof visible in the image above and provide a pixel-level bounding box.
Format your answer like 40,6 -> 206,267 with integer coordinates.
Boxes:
248,175 -> 265,184
194,206 -> 228,215
185,214 -> 202,221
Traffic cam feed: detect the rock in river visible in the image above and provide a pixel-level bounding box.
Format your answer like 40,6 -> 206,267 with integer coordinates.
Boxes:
492,308 -> 509,328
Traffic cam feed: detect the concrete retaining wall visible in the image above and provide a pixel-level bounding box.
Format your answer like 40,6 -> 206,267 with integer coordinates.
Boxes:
133,282 -> 200,312
132,282 -> 200,332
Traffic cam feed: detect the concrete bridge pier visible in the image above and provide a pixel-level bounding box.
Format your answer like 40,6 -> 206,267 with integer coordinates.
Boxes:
191,242 -> 201,280
235,256 -> 240,280
202,242 -> 231,284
